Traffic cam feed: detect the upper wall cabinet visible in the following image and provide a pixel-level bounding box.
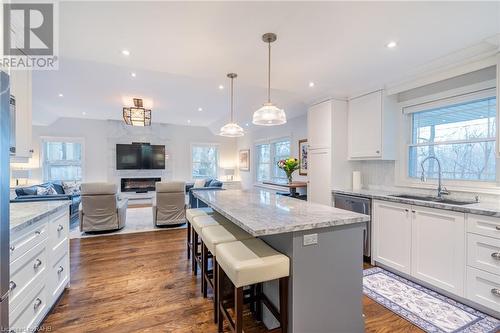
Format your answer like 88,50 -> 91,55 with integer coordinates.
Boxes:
347,90 -> 398,160
10,69 -> 33,161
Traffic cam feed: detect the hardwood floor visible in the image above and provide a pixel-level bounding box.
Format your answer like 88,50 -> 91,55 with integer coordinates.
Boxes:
42,229 -> 422,333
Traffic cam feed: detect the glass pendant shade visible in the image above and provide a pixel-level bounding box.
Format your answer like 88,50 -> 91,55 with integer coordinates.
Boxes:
220,73 -> 244,137
219,122 -> 244,137
252,102 -> 286,126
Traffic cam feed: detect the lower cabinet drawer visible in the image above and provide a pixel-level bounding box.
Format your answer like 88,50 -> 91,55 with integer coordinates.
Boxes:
9,281 -> 47,332
49,251 -> 69,301
49,210 -> 69,251
466,266 -> 500,311
9,240 -> 47,311
467,233 -> 500,276
10,219 -> 48,263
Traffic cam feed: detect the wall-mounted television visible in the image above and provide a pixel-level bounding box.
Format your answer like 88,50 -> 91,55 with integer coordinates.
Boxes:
116,143 -> 165,170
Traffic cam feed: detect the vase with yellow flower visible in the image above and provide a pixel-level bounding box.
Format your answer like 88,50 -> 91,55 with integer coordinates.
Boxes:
277,158 -> 300,184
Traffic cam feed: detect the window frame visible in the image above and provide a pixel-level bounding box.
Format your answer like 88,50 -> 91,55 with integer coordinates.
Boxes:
41,136 -> 85,182
396,85 -> 499,192
190,143 -> 220,180
254,137 -> 291,184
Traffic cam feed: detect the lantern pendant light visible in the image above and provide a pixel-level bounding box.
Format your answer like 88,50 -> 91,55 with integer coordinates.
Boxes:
252,33 -> 286,126
219,73 -> 244,137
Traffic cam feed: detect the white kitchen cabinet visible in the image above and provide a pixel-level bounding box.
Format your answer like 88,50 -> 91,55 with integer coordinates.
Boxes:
10,68 -> 33,161
308,148 -> 332,206
411,206 -> 465,296
373,200 -> 412,274
308,100 -> 332,149
347,90 -> 397,160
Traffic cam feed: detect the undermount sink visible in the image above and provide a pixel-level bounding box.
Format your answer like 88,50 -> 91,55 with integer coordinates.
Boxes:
389,194 -> 477,206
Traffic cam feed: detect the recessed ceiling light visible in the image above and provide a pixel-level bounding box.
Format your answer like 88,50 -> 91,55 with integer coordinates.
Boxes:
245,123 -> 249,127
309,82 -> 315,88
198,107 -> 203,112
82,112 -> 87,116
121,49 -> 130,56
187,120 -> 191,124
386,41 -> 397,49
58,93 -> 63,97
130,72 -> 136,78
218,85 -> 224,90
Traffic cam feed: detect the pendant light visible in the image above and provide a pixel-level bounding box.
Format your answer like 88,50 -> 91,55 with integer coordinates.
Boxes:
252,33 -> 286,126
219,73 -> 244,137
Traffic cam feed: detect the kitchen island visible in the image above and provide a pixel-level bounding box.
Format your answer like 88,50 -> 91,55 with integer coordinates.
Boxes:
194,189 -> 370,333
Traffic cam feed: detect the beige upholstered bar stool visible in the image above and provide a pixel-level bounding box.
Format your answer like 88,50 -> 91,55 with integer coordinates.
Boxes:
191,214 -> 226,276
185,208 -> 213,264
216,238 -> 290,333
200,223 -> 253,322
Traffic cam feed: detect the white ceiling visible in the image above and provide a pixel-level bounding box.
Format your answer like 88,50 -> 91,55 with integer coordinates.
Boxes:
33,1 -> 500,129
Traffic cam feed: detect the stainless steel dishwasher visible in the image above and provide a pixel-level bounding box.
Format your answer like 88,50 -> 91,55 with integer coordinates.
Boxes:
333,193 -> 371,261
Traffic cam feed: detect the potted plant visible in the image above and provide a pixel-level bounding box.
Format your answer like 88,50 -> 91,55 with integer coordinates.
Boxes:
277,158 -> 300,184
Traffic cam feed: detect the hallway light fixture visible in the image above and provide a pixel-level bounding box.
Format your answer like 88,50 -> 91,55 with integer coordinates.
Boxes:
252,33 -> 286,126
123,98 -> 151,126
219,73 -> 244,137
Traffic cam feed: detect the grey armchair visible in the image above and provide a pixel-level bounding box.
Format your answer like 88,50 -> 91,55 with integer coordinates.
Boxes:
79,182 -> 127,232
153,181 -> 186,226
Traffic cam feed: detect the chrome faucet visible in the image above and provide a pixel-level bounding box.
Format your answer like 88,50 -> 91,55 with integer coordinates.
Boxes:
420,156 -> 449,199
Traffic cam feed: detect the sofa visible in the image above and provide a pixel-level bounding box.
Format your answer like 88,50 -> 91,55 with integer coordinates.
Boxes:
12,181 -> 81,220
186,178 -> 224,208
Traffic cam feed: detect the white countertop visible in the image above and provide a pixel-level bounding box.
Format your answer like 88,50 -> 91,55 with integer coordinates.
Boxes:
10,200 -> 70,232
332,188 -> 500,217
194,189 -> 369,236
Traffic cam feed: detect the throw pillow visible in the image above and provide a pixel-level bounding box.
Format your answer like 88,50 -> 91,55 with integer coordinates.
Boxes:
193,179 -> 205,188
47,186 -> 58,195
36,186 -> 49,195
62,181 -> 81,195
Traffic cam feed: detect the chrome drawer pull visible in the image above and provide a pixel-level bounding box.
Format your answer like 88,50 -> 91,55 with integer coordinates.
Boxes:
496,226 -> 500,231
33,298 -> 42,309
57,224 -> 64,232
57,266 -> 64,274
491,288 -> 500,297
9,281 -> 16,291
492,253 -> 500,260
35,230 -> 41,235
9,245 -> 15,252
33,259 -> 42,269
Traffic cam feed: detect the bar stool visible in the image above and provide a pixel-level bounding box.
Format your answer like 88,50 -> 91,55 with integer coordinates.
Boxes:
201,223 -> 253,322
215,238 -> 290,333
191,214 -> 224,276
185,208 -> 213,261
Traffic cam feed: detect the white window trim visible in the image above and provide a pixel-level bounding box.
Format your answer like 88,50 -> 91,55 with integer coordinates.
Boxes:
395,84 -> 499,194
254,136 -> 291,184
190,143 -> 220,180
41,136 -> 85,182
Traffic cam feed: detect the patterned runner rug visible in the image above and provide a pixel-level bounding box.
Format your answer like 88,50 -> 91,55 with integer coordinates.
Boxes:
363,267 -> 500,333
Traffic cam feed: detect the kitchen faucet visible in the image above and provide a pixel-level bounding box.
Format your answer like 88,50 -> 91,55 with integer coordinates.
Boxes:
420,156 -> 449,199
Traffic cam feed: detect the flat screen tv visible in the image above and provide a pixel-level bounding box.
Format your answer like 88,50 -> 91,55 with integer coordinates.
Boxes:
116,143 -> 165,170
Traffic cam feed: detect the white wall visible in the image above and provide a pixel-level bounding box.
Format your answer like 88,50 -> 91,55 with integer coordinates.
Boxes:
236,114 -> 308,190
26,118 -> 237,184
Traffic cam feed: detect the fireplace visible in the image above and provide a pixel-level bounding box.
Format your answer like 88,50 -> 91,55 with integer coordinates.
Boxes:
121,178 -> 161,193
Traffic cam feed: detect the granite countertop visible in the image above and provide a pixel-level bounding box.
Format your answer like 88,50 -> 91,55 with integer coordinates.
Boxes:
193,189 -> 370,236
10,200 -> 70,232
332,188 -> 500,217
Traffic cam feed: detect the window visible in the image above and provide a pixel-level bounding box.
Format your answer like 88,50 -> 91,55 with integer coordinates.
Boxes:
43,140 -> 83,181
192,145 -> 219,179
256,139 -> 290,183
408,96 -> 496,182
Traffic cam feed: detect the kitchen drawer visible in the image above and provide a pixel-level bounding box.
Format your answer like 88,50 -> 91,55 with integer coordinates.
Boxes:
467,233 -> 500,276
48,210 -> 69,252
9,281 -> 47,332
467,214 -> 500,239
9,239 -> 47,311
466,267 -> 500,312
49,251 -> 69,302
10,218 -> 48,262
